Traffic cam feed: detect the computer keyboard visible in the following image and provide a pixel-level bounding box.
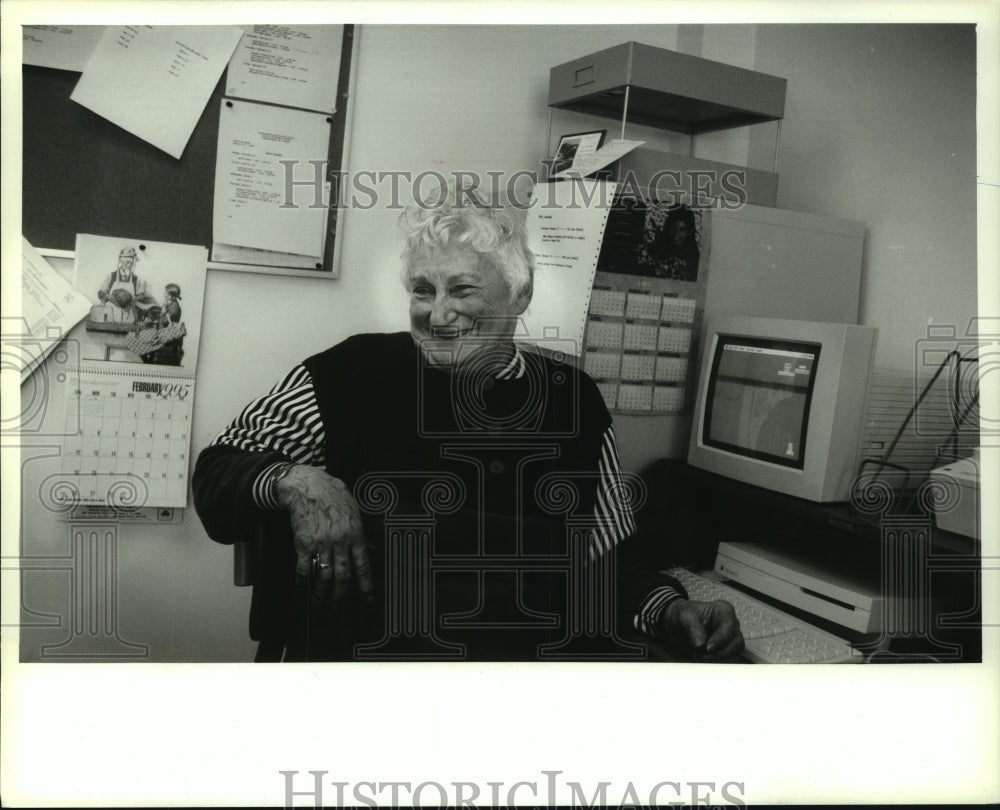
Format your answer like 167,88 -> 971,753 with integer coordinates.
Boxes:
668,567 -> 863,664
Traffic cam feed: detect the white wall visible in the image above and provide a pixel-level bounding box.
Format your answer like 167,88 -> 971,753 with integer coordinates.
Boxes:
753,24 -> 978,370
19,24 -> 979,662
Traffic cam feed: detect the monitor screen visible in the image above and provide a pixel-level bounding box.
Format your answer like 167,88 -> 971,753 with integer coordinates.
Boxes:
688,315 -> 877,502
703,337 -> 821,469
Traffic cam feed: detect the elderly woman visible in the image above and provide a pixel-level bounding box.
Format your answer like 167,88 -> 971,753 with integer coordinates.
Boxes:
194,192 -> 742,662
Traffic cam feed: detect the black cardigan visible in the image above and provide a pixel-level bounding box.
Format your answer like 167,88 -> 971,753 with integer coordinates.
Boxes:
194,333 -> 685,660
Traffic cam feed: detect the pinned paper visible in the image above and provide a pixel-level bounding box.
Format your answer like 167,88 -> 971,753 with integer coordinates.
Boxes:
71,25 -> 243,159
551,139 -> 645,180
226,25 -> 344,114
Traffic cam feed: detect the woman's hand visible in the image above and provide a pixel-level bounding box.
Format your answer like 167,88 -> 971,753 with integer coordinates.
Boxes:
662,598 -> 745,662
275,465 -> 374,607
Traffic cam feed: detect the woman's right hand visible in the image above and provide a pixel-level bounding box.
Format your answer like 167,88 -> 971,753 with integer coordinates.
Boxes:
275,465 -> 374,606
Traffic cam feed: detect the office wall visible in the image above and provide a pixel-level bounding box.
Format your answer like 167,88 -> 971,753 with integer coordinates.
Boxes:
19,24 -> 979,662
752,24 -> 978,371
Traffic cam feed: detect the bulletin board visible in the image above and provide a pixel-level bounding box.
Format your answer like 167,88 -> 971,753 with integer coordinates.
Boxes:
21,24 -> 358,278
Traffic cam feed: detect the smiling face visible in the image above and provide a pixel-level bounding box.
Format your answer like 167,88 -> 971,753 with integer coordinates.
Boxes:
406,243 -> 530,372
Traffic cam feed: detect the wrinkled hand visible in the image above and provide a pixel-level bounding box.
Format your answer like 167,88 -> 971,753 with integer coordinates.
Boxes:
275,465 -> 373,607
663,598 -> 745,662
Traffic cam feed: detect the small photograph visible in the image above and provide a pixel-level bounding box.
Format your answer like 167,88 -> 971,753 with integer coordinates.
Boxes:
549,130 -> 605,176
596,198 -> 705,281
639,202 -> 703,282
72,235 -> 207,368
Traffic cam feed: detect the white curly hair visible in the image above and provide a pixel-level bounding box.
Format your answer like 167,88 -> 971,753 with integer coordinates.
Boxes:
398,185 -> 534,303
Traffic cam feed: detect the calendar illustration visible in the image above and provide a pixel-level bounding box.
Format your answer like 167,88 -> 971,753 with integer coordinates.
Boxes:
59,366 -> 194,507
37,234 -> 209,509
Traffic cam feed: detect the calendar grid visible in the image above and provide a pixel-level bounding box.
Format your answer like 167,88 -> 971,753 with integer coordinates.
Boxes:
582,283 -> 701,415
59,363 -> 194,508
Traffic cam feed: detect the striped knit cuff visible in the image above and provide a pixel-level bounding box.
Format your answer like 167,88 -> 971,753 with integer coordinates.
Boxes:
253,461 -> 288,511
634,586 -> 685,639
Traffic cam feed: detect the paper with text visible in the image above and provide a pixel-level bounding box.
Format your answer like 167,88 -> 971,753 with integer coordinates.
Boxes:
22,25 -> 105,72
15,237 -> 92,384
213,99 -> 331,257
226,24 -> 343,114
212,183 -> 331,269
70,25 -> 243,159
522,179 -> 617,355
59,504 -> 183,524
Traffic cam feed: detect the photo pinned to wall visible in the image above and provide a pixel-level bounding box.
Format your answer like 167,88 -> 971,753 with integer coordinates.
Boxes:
548,130 -> 606,177
641,202 -> 703,281
596,194 -> 706,281
71,235 -> 207,369
584,191 -> 711,415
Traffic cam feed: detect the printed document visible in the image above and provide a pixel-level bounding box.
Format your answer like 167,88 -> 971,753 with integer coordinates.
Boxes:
22,25 -> 104,72
213,99 -> 331,258
522,179 -> 617,355
70,25 -> 243,159
15,237 -> 92,384
226,24 -> 343,114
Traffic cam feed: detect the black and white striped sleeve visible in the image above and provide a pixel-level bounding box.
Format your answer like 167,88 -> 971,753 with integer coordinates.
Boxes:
209,364 -> 326,510
588,425 -> 685,637
633,586 -> 685,638
589,426 -> 636,558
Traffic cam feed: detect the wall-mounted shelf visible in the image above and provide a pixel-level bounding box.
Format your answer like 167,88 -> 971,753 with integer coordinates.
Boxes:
548,41 -> 786,135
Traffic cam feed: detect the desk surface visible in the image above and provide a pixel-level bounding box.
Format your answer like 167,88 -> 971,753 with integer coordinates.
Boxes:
636,460 -> 982,663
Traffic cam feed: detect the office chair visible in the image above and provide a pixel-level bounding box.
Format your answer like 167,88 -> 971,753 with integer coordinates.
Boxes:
233,528 -> 287,663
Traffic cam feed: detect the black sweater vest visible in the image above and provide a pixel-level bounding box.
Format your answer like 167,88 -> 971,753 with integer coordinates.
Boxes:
289,332 -> 617,659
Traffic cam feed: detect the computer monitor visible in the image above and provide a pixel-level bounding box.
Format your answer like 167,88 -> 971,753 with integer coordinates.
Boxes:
687,314 -> 878,502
